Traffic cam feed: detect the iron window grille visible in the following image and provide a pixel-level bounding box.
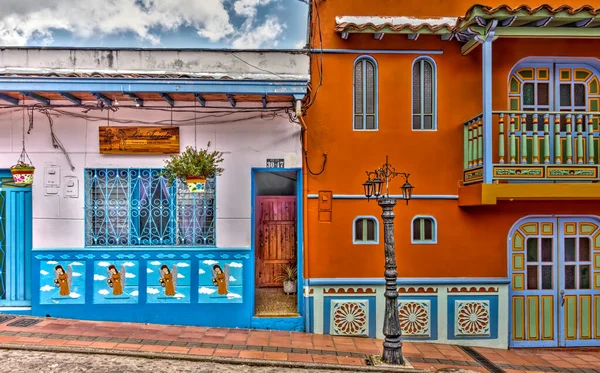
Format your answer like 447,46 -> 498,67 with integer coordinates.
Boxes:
84,168 -> 216,247
354,56 -> 378,130
412,57 -> 437,130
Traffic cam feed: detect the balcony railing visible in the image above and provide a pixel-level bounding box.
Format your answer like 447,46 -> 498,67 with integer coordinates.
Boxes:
463,111 -> 600,184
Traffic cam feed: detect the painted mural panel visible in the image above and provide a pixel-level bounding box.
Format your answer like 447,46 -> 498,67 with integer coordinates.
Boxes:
40,260 -> 85,304
198,259 -> 243,303
146,260 -> 190,303
93,261 -> 139,304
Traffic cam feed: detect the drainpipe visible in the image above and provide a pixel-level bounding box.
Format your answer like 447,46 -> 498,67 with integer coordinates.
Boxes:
297,100 -> 310,332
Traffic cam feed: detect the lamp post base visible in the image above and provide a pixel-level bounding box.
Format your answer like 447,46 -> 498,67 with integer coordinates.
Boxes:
378,197 -> 404,365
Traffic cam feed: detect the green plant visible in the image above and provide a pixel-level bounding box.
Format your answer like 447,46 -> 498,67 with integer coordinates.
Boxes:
10,160 -> 35,170
276,265 -> 297,283
161,142 -> 224,185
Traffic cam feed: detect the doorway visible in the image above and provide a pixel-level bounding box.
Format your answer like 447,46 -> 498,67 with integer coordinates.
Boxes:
253,170 -> 299,317
509,216 -> 600,347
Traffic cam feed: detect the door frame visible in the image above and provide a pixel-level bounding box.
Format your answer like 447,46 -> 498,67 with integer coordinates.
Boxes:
250,168 -> 303,318
508,214 -> 600,348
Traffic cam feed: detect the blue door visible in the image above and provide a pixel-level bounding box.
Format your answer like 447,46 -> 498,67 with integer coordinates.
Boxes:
0,170 -> 32,306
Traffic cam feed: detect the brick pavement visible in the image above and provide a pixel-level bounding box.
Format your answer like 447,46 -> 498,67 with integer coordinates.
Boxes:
2,315 -> 600,372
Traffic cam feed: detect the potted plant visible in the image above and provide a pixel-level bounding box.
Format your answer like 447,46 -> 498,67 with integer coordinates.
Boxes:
161,142 -> 224,193
10,160 -> 35,186
276,265 -> 298,295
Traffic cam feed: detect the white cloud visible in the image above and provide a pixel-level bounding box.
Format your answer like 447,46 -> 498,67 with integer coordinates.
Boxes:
232,16 -> 284,49
174,293 -> 185,299
94,274 -> 107,281
46,261 -> 58,265
176,262 -> 189,267
40,285 -> 54,292
40,270 -> 49,276
131,290 -> 139,297
147,268 -> 154,273
199,269 -> 206,275
199,287 -> 216,295
147,287 -> 160,295
227,292 -> 242,299
150,261 -> 161,266
233,0 -> 274,18
69,292 -> 81,299
177,274 -> 185,278
98,289 -> 109,295
0,0 -> 236,46
123,262 -> 135,267
229,276 -> 236,282
202,260 -> 218,266
126,273 -> 136,278
97,262 -> 111,267
70,262 -> 84,266
294,39 -> 306,49
72,272 -> 82,277
229,262 -> 243,268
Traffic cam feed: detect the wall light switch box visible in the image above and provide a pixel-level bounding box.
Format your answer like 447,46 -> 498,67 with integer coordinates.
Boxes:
64,176 -> 79,198
45,165 -> 61,187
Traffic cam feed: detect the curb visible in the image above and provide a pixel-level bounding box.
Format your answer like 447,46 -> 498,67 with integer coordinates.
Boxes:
0,343 -> 429,372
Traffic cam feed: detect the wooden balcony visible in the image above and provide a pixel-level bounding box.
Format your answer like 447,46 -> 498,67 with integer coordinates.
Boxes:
459,111 -> 600,206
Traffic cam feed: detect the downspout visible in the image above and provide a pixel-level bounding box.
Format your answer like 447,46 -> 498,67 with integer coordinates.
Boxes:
296,99 -> 310,331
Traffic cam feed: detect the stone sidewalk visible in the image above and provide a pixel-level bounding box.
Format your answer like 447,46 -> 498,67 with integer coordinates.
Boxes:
0,315 -> 599,372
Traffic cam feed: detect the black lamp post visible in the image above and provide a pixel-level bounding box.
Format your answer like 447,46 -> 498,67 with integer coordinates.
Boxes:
363,155 -> 413,365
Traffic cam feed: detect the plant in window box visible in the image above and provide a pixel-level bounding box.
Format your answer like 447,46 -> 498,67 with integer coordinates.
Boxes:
275,265 -> 297,295
161,142 -> 224,193
10,160 -> 35,186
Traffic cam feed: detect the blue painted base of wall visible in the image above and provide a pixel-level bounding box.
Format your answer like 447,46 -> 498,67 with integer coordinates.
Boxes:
250,316 -> 304,331
0,309 -> 32,315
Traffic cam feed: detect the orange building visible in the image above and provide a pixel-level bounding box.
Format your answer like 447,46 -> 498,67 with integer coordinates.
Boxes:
302,1 -> 600,348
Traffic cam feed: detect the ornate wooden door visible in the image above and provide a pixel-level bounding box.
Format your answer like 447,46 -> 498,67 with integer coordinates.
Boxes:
255,197 -> 296,288
510,217 -> 600,347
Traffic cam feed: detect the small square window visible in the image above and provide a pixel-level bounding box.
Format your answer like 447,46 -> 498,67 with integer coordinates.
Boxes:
353,217 -> 378,244
412,216 -> 437,244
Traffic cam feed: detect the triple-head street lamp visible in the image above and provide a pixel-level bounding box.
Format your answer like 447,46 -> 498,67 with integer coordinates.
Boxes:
362,155 -> 414,366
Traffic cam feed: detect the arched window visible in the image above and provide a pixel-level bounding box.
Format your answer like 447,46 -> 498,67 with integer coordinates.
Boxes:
353,216 -> 379,244
412,57 -> 437,130
411,216 -> 437,244
353,56 -> 378,130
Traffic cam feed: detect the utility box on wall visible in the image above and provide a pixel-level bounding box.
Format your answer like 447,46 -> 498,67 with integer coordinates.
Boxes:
318,190 -> 332,222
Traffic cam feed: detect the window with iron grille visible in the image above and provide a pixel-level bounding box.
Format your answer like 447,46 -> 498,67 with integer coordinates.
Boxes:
353,56 -> 378,130
353,216 -> 378,244
84,169 -> 216,247
411,216 -> 436,244
412,57 -> 437,130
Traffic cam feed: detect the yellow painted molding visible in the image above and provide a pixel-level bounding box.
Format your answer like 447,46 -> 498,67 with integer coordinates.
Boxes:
459,183 -> 600,206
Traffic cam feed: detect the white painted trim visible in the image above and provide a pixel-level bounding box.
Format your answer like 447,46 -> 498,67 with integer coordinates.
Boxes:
0,307 -> 31,311
352,216 -> 379,245
411,215 -> 438,244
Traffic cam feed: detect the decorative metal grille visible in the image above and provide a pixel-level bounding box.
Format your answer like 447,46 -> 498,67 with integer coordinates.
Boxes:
0,191 -> 5,299
85,169 -> 216,247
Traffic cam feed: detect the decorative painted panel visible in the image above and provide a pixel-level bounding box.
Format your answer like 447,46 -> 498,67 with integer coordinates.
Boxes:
398,300 -> 430,337
146,260 -> 190,303
198,259 -> 243,303
330,300 -> 369,337
455,300 -> 491,336
39,260 -> 85,304
93,261 -> 139,304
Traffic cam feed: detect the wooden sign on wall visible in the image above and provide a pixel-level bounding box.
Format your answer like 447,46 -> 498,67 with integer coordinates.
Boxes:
99,126 -> 180,154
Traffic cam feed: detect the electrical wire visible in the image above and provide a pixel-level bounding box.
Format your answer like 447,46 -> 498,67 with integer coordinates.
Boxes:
302,0 -> 323,111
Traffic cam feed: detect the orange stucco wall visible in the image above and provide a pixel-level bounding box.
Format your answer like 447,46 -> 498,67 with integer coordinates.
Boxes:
304,0 -> 600,280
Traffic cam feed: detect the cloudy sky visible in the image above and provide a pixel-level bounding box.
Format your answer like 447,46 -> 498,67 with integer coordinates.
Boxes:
0,0 -> 308,49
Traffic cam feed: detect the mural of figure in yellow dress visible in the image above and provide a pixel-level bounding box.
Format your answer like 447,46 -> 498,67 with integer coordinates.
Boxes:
211,264 -> 230,295
159,264 -> 178,296
54,265 -> 72,296
107,264 -> 126,296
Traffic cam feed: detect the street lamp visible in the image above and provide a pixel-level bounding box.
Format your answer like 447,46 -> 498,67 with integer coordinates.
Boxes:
363,155 -> 414,365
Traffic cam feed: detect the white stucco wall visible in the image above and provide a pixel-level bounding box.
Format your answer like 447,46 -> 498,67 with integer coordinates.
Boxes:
0,102 -> 301,249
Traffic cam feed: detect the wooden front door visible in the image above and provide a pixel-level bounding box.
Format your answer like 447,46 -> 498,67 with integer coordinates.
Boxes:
255,196 -> 297,287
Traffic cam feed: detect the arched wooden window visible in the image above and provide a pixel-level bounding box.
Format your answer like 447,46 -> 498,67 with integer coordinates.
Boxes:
353,216 -> 378,244
412,57 -> 437,130
411,216 -> 437,244
353,56 -> 378,130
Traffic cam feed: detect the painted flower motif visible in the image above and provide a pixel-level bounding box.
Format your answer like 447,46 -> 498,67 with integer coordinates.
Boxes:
456,301 -> 490,336
398,301 -> 429,336
332,301 -> 368,336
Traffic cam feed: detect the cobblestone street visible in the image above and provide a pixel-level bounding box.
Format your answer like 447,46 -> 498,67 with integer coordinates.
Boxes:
0,349 -> 339,373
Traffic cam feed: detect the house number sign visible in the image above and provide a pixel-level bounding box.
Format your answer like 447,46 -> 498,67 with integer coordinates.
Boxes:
266,159 -> 285,168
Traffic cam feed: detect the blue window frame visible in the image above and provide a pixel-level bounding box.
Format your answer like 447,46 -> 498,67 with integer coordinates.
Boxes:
353,56 -> 378,130
412,57 -> 437,130
84,168 -> 216,247
353,216 -> 379,244
411,216 -> 437,244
